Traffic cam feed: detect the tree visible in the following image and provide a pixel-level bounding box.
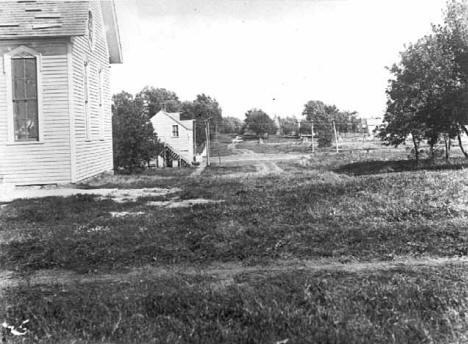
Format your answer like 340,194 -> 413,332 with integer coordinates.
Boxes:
278,116 -> 299,136
302,100 -> 334,147
135,86 -> 182,117
378,0 -> 468,160
442,0 -> 468,155
244,109 -> 277,141
379,26 -> 464,159
334,110 -> 362,133
181,94 -> 223,146
112,91 -> 161,171
220,116 -> 243,134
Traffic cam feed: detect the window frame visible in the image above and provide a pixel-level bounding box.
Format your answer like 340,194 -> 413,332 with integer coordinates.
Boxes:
172,124 -> 179,137
4,45 -> 43,144
83,60 -> 91,141
98,67 -> 105,140
87,10 -> 95,50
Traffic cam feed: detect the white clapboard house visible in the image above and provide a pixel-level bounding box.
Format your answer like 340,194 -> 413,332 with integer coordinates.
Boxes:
0,1 -> 122,186
150,110 -> 196,167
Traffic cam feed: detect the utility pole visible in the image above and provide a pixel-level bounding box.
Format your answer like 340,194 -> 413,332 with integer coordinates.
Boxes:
311,121 -> 315,153
332,120 -> 339,153
205,119 -> 211,167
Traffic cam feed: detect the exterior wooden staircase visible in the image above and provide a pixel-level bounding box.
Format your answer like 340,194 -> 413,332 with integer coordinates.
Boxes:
159,142 -> 192,167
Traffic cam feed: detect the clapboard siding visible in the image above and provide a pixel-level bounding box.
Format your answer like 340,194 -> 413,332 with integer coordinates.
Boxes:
0,39 -> 71,185
151,111 -> 195,161
72,1 -> 113,182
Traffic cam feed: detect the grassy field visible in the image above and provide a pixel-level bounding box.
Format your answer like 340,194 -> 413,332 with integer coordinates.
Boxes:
3,161 -> 468,272
210,133 -> 236,157
2,148 -> 468,342
235,139 -> 313,154
2,265 -> 468,343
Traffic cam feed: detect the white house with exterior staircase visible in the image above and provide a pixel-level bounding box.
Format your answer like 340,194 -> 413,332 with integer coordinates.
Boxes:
150,110 -> 196,167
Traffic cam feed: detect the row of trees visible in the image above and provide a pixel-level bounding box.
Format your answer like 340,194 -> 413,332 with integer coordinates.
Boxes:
302,100 -> 364,147
221,106 -> 363,146
112,89 -> 365,170
379,0 -> 468,160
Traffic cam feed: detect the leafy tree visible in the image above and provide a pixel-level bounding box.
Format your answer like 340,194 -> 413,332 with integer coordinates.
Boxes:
379,8 -> 467,160
135,86 -> 182,117
112,91 -> 161,171
302,100 -> 334,147
334,110 -> 362,133
378,0 -> 468,160
220,116 -> 243,134
244,109 -> 277,140
278,116 -> 299,136
181,94 -> 223,146
442,0 -> 468,154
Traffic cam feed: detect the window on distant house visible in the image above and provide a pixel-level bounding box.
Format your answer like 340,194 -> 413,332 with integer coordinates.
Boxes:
11,56 -> 39,141
172,125 -> 179,137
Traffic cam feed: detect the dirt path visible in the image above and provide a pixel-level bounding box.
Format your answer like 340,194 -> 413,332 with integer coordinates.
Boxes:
0,187 -> 180,203
218,145 -> 285,177
190,163 -> 207,177
2,256 -> 468,291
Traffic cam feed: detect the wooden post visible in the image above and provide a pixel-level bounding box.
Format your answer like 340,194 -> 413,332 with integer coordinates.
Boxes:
205,120 -> 211,167
332,120 -> 339,153
311,121 -> 314,153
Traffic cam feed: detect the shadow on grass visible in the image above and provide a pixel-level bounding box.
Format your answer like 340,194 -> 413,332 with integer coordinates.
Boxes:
335,158 -> 468,176
2,267 -> 468,343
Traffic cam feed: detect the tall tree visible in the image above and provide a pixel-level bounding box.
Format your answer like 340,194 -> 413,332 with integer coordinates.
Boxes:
220,116 -> 243,134
443,0 -> 468,145
135,86 -> 182,117
112,91 -> 161,171
302,100 -> 334,147
380,15 -> 467,159
278,116 -> 299,136
181,94 -> 223,146
379,0 -> 468,160
244,109 -> 277,141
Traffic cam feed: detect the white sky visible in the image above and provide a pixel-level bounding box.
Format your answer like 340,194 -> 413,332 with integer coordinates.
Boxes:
111,0 -> 447,119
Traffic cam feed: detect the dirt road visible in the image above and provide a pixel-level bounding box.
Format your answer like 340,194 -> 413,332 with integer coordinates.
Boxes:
212,143 -> 305,176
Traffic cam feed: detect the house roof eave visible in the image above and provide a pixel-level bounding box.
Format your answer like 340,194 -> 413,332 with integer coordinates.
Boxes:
154,110 -> 193,131
100,0 -> 123,64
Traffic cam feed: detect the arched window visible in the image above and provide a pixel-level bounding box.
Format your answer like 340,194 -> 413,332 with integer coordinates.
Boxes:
4,46 -> 42,142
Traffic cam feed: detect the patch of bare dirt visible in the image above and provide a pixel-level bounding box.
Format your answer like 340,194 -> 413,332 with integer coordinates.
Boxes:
146,198 -> 224,208
110,211 -> 146,218
190,164 -> 207,177
0,187 -> 181,203
220,160 -> 284,178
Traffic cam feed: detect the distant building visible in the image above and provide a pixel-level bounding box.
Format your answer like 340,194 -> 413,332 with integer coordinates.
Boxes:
365,117 -> 383,136
0,1 -> 122,185
150,110 -> 196,167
